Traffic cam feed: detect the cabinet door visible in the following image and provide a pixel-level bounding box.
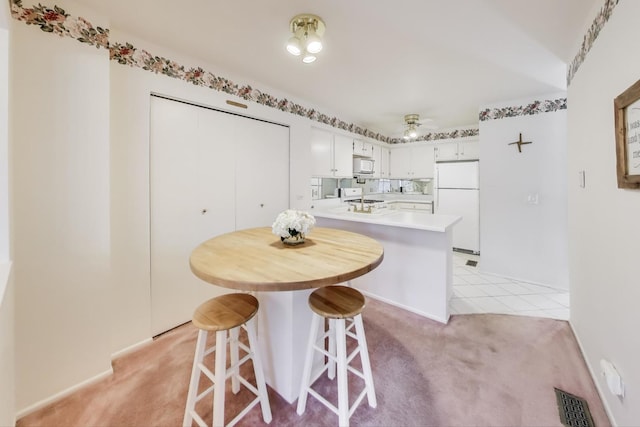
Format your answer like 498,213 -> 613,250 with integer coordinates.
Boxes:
372,145 -> 389,178
411,145 -> 435,178
235,119 -> 290,229
333,134 -> 354,177
434,142 -> 459,161
380,146 -> 390,178
390,146 -> 412,178
353,139 -> 373,157
371,144 -> 382,178
310,128 -> 334,177
457,140 -> 480,160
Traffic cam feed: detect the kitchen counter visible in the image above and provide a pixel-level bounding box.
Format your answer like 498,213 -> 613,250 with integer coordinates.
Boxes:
312,205 -> 458,232
311,205 -> 461,324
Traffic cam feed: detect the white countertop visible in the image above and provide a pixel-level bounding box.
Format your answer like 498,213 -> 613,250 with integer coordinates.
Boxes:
312,205 -> 461,232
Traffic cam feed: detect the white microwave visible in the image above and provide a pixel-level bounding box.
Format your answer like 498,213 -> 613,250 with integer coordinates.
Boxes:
353,158 -> 375,174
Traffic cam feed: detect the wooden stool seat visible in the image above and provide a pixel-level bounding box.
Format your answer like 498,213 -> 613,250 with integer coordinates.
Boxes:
192,293 -> 258,331
309,285 -> 365,319
183,293 -> 271,427
297,285 -> 376,427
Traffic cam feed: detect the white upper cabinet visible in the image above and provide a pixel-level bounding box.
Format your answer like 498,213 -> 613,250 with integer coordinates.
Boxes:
310,128 -> 353,178
333,134 -> 354,177
434,139 -> 479,162
390,144 -> 435,178
353,139 -> 374,157
372,144 -> 390,178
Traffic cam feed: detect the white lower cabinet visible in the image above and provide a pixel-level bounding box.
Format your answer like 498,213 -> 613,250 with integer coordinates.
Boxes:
389,201 -> 433,213
149,96 -> 289,335
390,144 -> 435,178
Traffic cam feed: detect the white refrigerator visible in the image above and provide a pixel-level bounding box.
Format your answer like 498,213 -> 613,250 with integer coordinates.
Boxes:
435,160 -> 480,254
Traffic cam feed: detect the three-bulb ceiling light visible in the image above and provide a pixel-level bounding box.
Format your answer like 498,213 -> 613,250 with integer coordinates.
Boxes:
286,14 -> 326,64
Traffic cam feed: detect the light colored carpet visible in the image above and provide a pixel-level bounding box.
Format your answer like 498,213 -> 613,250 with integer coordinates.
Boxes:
17,298 -> 610,426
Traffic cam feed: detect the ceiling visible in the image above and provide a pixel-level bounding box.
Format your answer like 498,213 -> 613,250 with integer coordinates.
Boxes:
75,0 -> 599,137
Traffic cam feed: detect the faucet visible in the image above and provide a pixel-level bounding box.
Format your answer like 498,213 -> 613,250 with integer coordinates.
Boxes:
353,195 -> 372,213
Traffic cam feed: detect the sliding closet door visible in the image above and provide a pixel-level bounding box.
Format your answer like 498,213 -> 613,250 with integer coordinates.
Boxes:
149,96 -> 235,336
235,119 -> 290,229
150,96 -> 290,335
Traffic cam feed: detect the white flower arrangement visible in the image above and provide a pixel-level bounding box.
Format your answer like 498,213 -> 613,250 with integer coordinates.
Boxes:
272,209 -> 316,242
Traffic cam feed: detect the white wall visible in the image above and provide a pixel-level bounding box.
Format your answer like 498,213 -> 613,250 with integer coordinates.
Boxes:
479,94 -> 569,289
0,265 -> 14,427
567,1 -> 640,424
0,1 -> 15,423
10,0 -> 113,413
0,11 -> 8,261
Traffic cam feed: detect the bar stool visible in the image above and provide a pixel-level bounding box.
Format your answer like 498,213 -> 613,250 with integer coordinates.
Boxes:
296,285 -> 377,427
183,293 -> 272,427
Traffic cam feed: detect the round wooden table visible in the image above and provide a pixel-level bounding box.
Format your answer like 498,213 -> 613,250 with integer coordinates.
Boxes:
189,226 -> 384,403
189,226 -> 384,292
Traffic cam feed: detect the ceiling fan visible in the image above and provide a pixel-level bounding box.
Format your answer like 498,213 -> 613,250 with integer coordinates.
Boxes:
401,114 -> 437,140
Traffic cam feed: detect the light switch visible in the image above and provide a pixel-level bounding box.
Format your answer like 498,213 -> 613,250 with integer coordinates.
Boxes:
579,170 -> 586,188
527,193 -> 539,205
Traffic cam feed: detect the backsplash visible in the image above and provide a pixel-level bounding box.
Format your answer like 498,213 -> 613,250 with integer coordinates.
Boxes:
311,177 -> 432,200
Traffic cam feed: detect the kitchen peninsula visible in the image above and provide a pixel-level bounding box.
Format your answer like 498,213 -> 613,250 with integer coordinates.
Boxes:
311,205 -> 461,323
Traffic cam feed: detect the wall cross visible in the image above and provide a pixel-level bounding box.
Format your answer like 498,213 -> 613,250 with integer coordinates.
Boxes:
508,133 -> 532,152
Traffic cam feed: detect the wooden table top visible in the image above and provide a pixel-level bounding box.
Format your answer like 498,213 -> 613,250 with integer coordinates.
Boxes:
189,227 -> 384,292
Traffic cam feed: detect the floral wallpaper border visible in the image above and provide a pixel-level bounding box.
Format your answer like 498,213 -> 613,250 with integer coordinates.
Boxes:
566,0 -> 619,86
478,98 -> 567,122
12,0 -> 616,138
9,0 -> 478,144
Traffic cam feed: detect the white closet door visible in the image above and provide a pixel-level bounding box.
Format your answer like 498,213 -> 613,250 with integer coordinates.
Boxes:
150,97 -> 234,336
235,119 -> 290,229
150,97 -> 290,336
196,105 -> 237,238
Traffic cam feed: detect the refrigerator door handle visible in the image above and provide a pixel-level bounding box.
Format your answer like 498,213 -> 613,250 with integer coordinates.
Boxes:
435,167 -> 439,210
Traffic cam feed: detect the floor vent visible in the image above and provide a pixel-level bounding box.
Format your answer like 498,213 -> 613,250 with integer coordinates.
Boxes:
555,388 -> 595,427
465,260 -> 478,267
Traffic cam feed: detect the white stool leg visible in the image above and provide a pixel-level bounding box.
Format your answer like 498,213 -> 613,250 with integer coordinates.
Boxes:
183,329 -> 208,427
245,317 -> 272,423
229,327 -> 240,394
335,319 -> 349,427
296,312 -> 320,415
354,315 -> 377,408
327,318 -> 336,380
213,330 -> 227,427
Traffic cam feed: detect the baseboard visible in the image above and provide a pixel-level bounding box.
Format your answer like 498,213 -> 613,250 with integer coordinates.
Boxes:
111,337 -> 153,360
359,290 -> 449,324
569,321 -> 616,426
16,367 -> 113,420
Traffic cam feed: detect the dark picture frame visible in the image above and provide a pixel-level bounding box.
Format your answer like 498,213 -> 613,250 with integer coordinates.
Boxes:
614,78 -> 640,189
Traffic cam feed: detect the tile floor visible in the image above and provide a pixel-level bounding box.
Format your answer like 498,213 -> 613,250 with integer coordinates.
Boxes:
450,252 -> 570,320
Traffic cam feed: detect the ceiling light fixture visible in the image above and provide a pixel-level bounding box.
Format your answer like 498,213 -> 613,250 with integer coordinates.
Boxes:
403,114 -> 421,140
286,14 -> 325,63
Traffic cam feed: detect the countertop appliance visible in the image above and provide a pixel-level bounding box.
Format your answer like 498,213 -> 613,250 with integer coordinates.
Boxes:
353,157 -> 374,175
435,160 -> 480,254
